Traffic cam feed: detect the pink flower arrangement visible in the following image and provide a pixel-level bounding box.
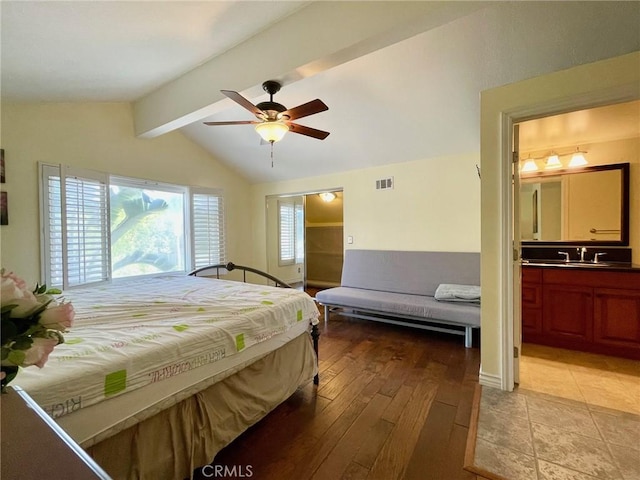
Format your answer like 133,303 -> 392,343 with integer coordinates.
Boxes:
1,269 -> 74,391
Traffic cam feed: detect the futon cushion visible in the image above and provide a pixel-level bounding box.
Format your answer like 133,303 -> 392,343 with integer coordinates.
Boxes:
315,287 -> 480,327
340,250 -> 480,296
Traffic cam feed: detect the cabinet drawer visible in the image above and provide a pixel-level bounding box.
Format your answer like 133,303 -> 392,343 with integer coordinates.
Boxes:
543,269 -> 640,288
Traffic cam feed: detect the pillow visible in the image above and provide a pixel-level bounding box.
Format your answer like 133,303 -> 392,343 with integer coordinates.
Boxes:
434,284 -> 481,303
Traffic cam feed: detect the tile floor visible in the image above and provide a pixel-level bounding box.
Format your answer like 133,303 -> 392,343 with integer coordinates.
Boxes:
473,344 -> 640,480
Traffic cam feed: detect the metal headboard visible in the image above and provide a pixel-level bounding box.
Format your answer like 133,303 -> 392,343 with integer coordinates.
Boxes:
188,262 -> 292,288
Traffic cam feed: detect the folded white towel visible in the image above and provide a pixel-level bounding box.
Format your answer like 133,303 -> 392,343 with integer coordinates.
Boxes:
434,284 -> 481,303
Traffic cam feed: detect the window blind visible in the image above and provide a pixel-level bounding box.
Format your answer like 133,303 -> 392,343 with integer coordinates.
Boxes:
41,165 -> 110,288
192,190 -> 226,269
279,201 -> 295,265
63,171 -> 110,287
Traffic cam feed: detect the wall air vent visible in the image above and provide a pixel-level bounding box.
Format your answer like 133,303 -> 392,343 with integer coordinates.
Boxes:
375,177 -> 394,190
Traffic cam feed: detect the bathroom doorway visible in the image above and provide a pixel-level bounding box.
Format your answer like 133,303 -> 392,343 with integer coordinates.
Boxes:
511,100 -> 639,407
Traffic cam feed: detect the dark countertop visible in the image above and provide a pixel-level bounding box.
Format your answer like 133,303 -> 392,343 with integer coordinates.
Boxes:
522,260 -> 640,272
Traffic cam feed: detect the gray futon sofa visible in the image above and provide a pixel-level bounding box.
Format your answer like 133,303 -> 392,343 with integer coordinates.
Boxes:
315,250 -> 481,347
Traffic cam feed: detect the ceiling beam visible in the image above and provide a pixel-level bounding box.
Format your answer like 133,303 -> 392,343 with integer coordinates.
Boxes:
133,1 -> 488,138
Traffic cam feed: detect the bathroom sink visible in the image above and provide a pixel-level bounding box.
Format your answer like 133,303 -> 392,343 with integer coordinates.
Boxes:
522,259 -> 566,265
565,262 -> 612,267
522,260 -> 615,267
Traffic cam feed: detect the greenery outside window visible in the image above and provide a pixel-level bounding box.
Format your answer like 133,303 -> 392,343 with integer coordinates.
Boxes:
109,177 -> 186,278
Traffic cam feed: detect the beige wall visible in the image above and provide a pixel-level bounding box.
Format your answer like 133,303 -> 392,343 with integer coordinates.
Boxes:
251,152 -> 481,273
480,51 -> 640,389
0,102 -> 253,282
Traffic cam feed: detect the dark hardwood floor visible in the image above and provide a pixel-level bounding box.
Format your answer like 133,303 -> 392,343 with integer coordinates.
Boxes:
201,300 -> 484,480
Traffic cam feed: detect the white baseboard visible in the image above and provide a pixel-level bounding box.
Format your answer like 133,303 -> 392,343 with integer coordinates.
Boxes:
479,369 -> 503,390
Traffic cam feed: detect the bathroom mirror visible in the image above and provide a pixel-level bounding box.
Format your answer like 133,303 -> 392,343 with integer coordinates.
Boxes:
520,163 -> 629,246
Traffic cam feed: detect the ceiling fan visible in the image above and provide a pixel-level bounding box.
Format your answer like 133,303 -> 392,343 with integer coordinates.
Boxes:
204,80 -> 329,143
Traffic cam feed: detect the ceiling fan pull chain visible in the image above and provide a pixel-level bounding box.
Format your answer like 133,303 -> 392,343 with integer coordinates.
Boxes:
270,141 -> 274,168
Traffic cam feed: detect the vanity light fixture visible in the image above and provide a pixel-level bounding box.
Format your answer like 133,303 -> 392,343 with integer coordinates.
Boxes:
521,158 -> 539,173
319,192 -> 336,202
545,153 -> 562,169
568,148 -> 588,167
521,147 -> 589,172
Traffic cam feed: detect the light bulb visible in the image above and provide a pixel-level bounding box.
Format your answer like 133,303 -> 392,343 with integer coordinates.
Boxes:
521,159 -> 538,173
255,121 -> 289,143
568,152 -> 588,167
545,154 -> 562,169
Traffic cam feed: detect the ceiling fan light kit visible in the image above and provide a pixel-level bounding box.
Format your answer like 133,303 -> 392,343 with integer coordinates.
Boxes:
204,80 -> 329,145
255,121 -> 289,143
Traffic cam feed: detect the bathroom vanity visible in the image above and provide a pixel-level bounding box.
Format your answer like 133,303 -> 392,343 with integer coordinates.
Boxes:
522,262 -> 640,359
519,160 -> 638,359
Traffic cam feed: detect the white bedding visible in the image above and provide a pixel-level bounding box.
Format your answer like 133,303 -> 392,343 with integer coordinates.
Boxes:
15,275 -> 319,424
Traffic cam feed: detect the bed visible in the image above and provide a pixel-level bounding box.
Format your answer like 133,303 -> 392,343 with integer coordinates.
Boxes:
14,265 -> 320,480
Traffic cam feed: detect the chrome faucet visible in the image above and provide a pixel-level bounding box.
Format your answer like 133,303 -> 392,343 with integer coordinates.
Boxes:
593,252 -> 607,264
558,251 -> 570,262
577,247 -> 587,262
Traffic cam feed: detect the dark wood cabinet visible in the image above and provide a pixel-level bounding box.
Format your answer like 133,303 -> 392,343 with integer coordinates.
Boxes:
594,288 -> 640,350
522,268 -> 542,336
542,284 -> 593,344
522,266 -> 640,359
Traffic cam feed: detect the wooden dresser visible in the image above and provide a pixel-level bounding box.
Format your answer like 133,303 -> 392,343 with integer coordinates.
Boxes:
1,386 -> 111,479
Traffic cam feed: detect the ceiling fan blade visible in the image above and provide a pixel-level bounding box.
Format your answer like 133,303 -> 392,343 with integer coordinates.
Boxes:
287,123 -> 330,140
203,120 -> 259,126
221,90 -> 265,118
281,99 -> 328,121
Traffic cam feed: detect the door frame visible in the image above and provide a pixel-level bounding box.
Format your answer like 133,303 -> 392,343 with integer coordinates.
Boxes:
499,88 -> 640,391
512,123 -> 522,385
265,188 -> 344,287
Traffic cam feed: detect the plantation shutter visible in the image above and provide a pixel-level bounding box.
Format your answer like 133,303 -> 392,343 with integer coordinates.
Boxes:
40,164 -> 110,288
63,167 -> 110,287
191,189 -> 226,269
295,202 -> 304,264
42,165 -> 64,287
279,201 -> 295,265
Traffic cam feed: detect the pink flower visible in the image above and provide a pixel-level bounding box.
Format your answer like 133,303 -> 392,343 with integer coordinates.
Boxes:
39,301 -> 75,331
1,271 -> 38,314
22,338 -> 59,368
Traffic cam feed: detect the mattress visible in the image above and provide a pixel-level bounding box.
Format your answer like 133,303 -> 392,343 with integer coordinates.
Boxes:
60,320 -> 312,447
15,275 -> 319,430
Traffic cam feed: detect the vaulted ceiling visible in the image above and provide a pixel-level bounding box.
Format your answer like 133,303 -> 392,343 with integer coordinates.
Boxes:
2,2 -> 639,183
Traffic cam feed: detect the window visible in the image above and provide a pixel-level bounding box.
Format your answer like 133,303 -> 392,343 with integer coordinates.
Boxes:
40,164 -> 225,287
110,177 -> 186,278
278,199 -> 304,266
